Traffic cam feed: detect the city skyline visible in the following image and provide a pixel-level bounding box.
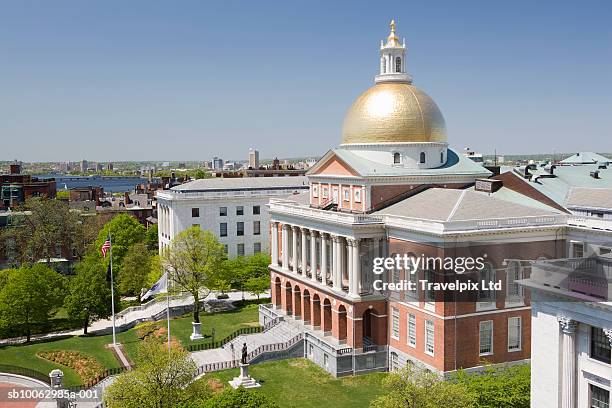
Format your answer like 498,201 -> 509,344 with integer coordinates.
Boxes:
1,0 -> 611,162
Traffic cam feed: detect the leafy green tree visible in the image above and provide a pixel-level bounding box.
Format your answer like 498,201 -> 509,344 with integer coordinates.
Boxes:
145,224 -> 159,251
453,364 -> 530,408
199,387 -> 278,408
119,242 -> 152,296
95,214 -> 146,274
162,227 -> 225,323
146,254 -> 164,289
104,339 -> 212,408
244,276 -> 269,299
1,198 -> 82,265
370,365 -> 476,408
0,265 -> 65,342
64,255 -> 113,334
245,252 -> 271,279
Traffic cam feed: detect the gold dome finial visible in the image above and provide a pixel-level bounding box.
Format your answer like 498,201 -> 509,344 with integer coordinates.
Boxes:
385,19 -> 400,47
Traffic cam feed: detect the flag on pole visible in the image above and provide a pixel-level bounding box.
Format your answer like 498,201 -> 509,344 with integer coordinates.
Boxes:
101,238 -> 111,258
141,272 -> 168,301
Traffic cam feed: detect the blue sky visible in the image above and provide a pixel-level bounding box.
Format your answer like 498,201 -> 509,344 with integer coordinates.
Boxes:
1,0 -> 611,162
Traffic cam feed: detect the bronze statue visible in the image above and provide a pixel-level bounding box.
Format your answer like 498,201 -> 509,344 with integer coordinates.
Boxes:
241,342 -> 248,365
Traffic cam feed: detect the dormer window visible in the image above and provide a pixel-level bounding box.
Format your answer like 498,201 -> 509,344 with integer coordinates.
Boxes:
393,152 -> 401,164
420,152 -> 426,164
395,57 -> 401,73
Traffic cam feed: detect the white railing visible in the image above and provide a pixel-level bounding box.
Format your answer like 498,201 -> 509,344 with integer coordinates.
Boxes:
157,188 -> 307,201
269,199 -> 384,225
568,216 -> 612,231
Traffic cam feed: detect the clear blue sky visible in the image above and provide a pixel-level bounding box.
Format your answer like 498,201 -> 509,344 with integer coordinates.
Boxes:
1,0 -> 611,162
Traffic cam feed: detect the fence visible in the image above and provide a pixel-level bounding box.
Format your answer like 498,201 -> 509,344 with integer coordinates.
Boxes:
0,364 -> 51,385
187,326 -> 263,352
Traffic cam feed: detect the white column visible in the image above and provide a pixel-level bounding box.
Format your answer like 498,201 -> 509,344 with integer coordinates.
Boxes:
310,231 -> 318,283
331,236 -> 339,289
349,239 -> 361,297
271,222 -> 278,266
282,224 -> 289,269
347,240 -> 355,296
333,236 -> 342,290
321,234 -> 328,284
291,226 -> 299,273
558,316 -> 578,408
301,228 -> 308,275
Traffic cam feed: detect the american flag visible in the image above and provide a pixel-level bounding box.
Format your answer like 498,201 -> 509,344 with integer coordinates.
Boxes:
101,238 -> 111,258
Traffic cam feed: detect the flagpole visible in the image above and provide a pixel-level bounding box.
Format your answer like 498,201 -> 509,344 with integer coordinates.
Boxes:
109,233 -> 117,346
167,273 -> 171,353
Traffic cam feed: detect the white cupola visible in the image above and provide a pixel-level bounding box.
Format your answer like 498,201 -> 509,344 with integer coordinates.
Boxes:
375,20 -> 412,84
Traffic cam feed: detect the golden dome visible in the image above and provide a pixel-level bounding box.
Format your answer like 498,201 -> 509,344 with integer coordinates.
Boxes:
341,82 -> 447,144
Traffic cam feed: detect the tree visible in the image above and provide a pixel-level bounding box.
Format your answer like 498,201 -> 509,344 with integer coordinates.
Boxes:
245,252 -> 271,279
453,364 -> 530,408
95,214 -> 146,274
64,254 -> 113,335
162,227 -> 225,324
199,387 -> 278,408
370,365 -> 476,408
244,276 -> 269,299
104,339 -> 212,408
146,254 -> 164,289
0,265 -> 65,342
1,198 -> 82,265
119,242 -> 152,296
144,224 -> 159,251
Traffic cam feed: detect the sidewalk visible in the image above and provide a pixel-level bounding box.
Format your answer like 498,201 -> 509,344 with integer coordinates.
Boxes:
0,291 -> 270,346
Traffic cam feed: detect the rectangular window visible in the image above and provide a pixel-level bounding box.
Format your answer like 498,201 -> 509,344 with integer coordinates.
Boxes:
590,384 -> 609,408
223,244 -> 228,254
313,185 -> 318,198
425,270 -> 435,302
391,307 -> 400,340
219,222 -> 227,237
253,205 -> 260,215
237,243 -> 245,256
408,314 -> 416,347
343,189 -> 350,201
191,208 -> 199,217
322,187 -> 328,198
354,189 -> 361,203
237,222 -> 244,236
253,221 -> 261,235
479,320 -> 494,355
236,206 -> 244,216
572,242 -> 584,258
591,327 -> 611,364
254,242 -> 261,253
425,320 -> 435,356
219,207 -> 227,216
508,317 -> 521,351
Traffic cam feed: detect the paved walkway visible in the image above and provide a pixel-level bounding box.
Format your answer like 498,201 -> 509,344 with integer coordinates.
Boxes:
0,291 -> 270,346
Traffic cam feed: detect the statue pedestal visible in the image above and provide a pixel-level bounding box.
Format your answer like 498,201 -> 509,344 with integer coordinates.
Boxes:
229,363 -> 261,389
190,322 -> 204,341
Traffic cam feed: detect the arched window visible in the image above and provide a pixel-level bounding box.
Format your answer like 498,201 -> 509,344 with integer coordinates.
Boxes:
393,152 -> 401,164
440,151 -> 444,163
395,57 -> 401,73
420,152 -> 426,164
390,352 -> 399,371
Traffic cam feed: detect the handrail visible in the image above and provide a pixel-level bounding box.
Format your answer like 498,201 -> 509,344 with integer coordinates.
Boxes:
0,364 -> 51,385
187,326 -> 264,352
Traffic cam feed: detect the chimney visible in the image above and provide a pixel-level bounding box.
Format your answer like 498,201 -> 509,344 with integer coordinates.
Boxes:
590,170 -> 600,179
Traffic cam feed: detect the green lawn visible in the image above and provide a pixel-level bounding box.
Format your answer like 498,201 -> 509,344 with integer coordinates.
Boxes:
207,358 -> 388,408
0,300 -> 262,386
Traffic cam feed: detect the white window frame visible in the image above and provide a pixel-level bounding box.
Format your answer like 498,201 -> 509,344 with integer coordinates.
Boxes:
343,188 -> 350,201
508,317 -> 522,352
479,320 -> 494,356
312,185 -> 318,198
408,313 -> 416,348
354,189 -> 361,203
425,320 -> 435,356
391,307 -> 400,340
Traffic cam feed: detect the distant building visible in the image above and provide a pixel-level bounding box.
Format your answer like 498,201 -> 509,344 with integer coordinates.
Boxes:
69,186 -> 104,205
106,163 -> 114,171
560,152 -> 611,165
80,160 -> 88,173
212,157 -> 224,170
0,162 -> 56,210
249,148 -> 260,169
157,176 -> 308,258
